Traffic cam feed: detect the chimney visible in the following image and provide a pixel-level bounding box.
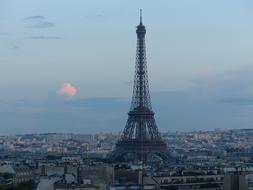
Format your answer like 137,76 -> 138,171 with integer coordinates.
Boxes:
77,165 -> 82,184
41,165 -> 47,176
64,164 -> 68,175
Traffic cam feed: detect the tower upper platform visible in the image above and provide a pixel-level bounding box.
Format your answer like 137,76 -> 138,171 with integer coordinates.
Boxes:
136,9 -> 146,37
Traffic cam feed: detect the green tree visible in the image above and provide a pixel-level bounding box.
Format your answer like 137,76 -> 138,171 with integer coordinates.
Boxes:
11,182 -> 33,190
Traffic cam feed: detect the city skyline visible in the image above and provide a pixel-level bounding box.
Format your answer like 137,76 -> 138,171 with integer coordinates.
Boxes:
1,0 -> 253,134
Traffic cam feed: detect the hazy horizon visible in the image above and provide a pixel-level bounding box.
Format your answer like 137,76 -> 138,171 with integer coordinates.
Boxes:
1,0 -> 253,134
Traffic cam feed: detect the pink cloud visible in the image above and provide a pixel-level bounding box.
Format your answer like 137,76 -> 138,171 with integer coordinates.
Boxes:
58,83 -> 77,98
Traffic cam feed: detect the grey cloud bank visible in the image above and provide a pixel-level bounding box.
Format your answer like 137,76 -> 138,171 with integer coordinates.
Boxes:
1,73 -> 253,135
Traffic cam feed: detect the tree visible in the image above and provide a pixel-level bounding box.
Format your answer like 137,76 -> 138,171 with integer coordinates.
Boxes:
10,182 -> 33,190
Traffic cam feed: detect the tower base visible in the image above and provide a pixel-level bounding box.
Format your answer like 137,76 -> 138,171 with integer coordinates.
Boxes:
109,140 -> 171,163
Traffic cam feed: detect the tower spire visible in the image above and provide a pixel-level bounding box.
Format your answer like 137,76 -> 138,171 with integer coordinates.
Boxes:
140,9 -> 142,24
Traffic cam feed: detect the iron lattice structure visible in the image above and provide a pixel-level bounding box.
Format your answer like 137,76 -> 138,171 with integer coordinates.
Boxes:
109,12 -> 170,163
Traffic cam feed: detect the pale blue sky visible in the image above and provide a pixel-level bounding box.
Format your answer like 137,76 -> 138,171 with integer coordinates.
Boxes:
1,0 -> 253,134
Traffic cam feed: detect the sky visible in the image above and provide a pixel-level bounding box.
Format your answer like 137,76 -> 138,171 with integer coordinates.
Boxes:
1,0 -> 253,134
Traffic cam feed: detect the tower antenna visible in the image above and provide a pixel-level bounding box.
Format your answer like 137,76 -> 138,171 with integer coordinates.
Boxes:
140,9 -> 142,24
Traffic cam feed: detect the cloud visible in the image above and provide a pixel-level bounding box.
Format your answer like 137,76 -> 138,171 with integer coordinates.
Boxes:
0,32 -> 10,36
25,16 -> 45,20
219,97 -> 253,105
188,64 -> 253,105
96,14 -> 105,18
24,15 -> 55,29
122,81 -> 132,86
84,13 -> 106,20
28,22 -> 54,28
29,36 -> 62,40
57,83 -> 77,99
11,45 -> 19,50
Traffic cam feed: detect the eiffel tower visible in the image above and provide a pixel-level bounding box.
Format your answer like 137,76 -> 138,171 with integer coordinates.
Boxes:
109,11 -> 170,163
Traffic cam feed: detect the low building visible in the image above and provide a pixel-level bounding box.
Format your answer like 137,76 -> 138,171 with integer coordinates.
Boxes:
0,164 -> 32,186
143,174 -> 224,190
223,173 -> 248,190
54,183 -> 99,190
